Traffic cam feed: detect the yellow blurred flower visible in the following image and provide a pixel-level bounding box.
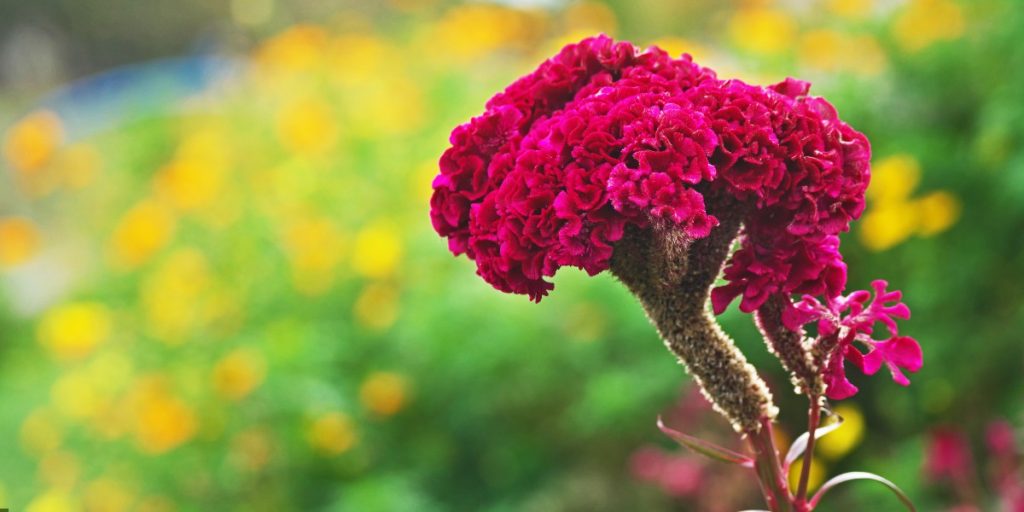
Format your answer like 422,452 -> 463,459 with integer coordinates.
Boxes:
859,201 -> 919,251
129,377 -> 198,455
26,489 -> 77,512
861,154 -> 960,250
893,0 -> 965,52
281,215 -> 346,295
415,161 -> 438,204
563,2 -> 617,36
255,24 -> 330,73
37,302 -> 112,361
728,8 -> 796,56
817,403 -> 865,460
75,352 -> 135,439
869,154 -> 921,203
351,221 -> 402,278
275,96 -> 339,155
433,4 -> 544,60
647,36 -> 709,61
360,371 -> 409,416
230,427 -> 273,472
848,35 -> 887,77
342,76 -> 425,137
154,130 -> 230,212
353,283 -> 399,331
20,408 -> 63,456
38,451 -> 80,489
308,411 -> 357,456
109,199 -> 177,269
89,352 -> 134,395
51,369 -> 103,420
83,477 -> 136,512
213,348 -> 267,400
827,0 -> 874,19
915,190 -> 961,236
141,248 -> 213,343
3,110 -> 63,173
798,30 -> 886,76
788,455 -> 826,494
54,142 -> 102,189
0,216 -> 41,269
328,34 -> 400,87
45,356 -> 127,430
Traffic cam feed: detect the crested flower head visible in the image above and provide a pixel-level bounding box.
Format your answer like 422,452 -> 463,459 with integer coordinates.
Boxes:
431,35 -> 870,304
782,279 -> 922,400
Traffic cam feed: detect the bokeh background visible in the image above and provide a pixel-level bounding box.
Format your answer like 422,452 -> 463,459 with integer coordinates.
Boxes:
1,0 -> 1022,510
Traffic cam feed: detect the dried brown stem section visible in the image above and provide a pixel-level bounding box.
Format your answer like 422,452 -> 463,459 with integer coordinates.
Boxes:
609,199 -> 776,433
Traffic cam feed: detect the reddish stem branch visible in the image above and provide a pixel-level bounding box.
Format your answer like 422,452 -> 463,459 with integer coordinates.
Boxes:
796,396 -> 822,508
748,417 -> 793,512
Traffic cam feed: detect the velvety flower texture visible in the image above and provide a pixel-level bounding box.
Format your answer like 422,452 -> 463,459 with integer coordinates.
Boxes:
431,35 -> 870,308
782,280 -> 923,400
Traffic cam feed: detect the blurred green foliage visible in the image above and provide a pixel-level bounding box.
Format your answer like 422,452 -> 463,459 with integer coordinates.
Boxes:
0,0 -> 1022,510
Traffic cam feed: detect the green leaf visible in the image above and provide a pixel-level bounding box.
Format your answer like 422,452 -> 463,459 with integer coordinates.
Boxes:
809,471 -> 916,511
783,410 -> 844,471
656,416 -> 754,468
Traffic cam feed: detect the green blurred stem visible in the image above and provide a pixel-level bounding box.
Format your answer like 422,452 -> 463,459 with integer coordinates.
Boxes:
749,417 -> 793,512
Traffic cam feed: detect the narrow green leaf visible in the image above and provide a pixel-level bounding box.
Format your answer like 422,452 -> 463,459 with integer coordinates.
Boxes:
656,416 -> 754,468
809,471 -> 916,511
783,411 -> 844,471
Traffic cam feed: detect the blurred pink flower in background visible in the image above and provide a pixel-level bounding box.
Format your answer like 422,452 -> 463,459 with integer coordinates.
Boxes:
926,420 -> 1024,512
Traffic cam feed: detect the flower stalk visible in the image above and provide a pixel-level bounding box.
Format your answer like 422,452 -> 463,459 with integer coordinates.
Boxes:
795,396 -> 823,507
609,197 -> 776,434
750,417 -> 793,512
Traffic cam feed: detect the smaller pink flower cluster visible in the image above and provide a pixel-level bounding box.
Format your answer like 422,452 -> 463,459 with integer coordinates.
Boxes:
926,421 -> 1024,511
783,280 -> 923,400
630,445 -> 705,497
431,36 -> 869,310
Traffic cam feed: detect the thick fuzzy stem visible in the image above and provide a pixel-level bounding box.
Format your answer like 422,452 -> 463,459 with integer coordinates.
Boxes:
756,295 -> 822,396
609,200 -> 777,433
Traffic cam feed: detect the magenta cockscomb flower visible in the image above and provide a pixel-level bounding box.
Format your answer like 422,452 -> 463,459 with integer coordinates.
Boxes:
432,35 -> 922,511
783,280 -> 922,400
431,35 -> 869,307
